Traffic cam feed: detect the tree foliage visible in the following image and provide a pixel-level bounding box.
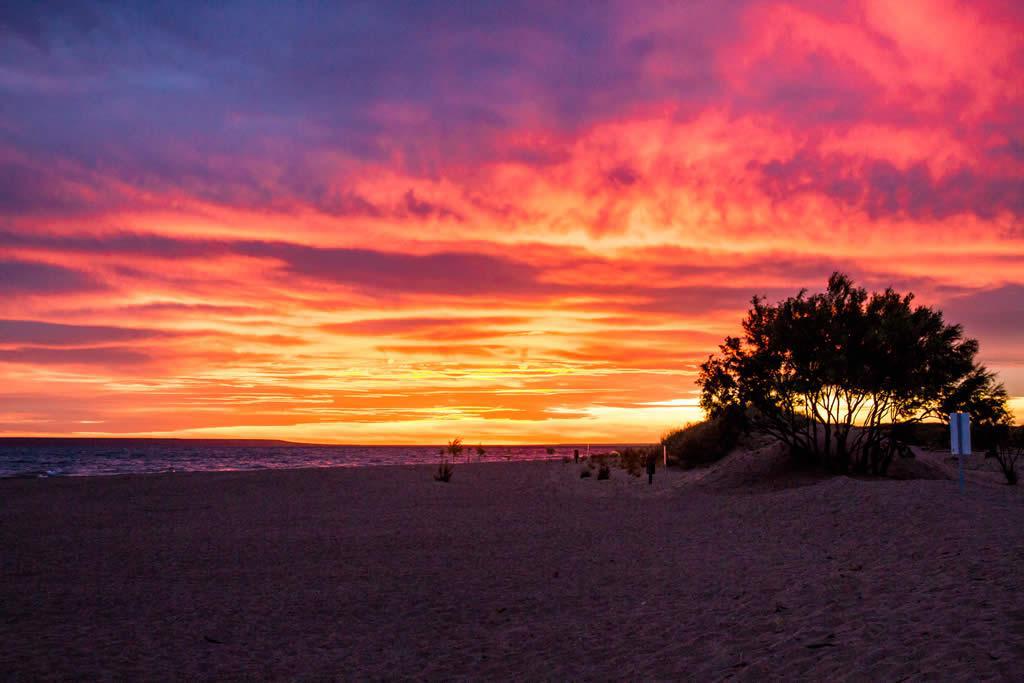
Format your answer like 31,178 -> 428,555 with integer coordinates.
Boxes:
661,411 -> 744,469
698,273 -> 1011,475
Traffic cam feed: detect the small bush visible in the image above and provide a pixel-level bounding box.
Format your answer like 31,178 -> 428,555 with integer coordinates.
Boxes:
986,425 -> 1023,486
434,459 -> 454,482
579,468 -> 592,478
546,447 -> 556,455
597,463 -> 610,480
662,411 -> 744,469
618,447 -> 656,477
476,444 -> 486,457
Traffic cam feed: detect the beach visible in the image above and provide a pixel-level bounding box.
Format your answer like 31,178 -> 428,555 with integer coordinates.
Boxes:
2,457 -> 1023,680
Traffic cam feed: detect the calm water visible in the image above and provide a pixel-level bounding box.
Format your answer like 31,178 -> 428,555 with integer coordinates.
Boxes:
0,439 -> 645,478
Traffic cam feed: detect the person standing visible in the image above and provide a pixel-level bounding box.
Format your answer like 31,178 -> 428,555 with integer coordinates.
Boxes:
646,451 -> 656,484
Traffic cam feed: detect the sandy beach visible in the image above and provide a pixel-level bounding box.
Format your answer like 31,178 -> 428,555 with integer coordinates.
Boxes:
2,455 -> 1023,680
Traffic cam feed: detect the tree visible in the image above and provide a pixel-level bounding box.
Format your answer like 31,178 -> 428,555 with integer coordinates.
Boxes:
698,273 -> 1010,475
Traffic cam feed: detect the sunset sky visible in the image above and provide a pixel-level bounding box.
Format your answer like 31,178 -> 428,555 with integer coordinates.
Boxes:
1,1 -> 1022,443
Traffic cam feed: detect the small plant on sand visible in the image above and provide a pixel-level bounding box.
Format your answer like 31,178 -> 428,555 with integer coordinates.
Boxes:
433,437 -> 463,482
579,468 -> 592,478
446,438 -> 464,459
546,446 -> 556,455
597,463 -> 610,480
987,425 -> 1023,485
618,447 -> 654,477
434,458 -> 454,482
476,444 -> 486,457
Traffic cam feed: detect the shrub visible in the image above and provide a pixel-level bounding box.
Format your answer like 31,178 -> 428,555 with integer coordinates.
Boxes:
987,425 -> 1023,486
446,438 -> 464,459
434,459 -> 454,482
546,447 -> 556,455
698,273 -> 1010,475
617,447 -> 654,477
579,468 -> 592,479
475,444 -> 486,457
662,411 -> 743,469
597,463 -> 610,480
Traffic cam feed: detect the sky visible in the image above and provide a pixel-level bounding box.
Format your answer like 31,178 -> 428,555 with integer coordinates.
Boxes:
1,0 -> 1022,444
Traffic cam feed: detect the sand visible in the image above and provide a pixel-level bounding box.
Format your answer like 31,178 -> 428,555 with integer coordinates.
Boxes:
2,453 -> 1023,680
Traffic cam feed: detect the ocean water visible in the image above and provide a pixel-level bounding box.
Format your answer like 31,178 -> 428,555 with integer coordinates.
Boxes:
0,439 -> 646,478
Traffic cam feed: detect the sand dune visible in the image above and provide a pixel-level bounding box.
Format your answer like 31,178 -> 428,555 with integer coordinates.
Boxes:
2,453 -> 1022,680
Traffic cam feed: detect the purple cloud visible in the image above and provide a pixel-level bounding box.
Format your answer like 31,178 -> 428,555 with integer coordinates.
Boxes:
0,259 -> 103,295
0,319 -> 166,346
0,347 -> 150,365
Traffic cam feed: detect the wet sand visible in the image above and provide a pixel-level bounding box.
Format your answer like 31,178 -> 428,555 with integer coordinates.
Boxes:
2,458 -> 1023,680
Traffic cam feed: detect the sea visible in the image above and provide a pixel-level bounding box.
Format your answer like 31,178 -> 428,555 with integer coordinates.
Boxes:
0,439 -> 647,478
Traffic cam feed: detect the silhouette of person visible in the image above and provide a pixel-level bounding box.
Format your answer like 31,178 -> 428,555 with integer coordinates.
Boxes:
646,452 -> 656,484
574,449 -> 580,463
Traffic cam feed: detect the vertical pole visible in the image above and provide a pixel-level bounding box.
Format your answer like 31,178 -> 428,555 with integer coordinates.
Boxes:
957,412 -> 965,494
663,444 -> 667,466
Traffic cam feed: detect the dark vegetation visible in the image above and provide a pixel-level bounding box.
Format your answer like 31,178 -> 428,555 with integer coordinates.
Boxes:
433,437 -> 463,482
433,459 -> 454,482
574,449 -> 657,479
986,424 -> 1023,485
446,438 -> 464,459
662,410 -> 745,469
617,447 -> 651,476
694,273 -> 1014,476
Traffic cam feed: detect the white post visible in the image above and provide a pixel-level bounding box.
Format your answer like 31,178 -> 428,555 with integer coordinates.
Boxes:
950,412 -> 971,493
663,444 -> 667,466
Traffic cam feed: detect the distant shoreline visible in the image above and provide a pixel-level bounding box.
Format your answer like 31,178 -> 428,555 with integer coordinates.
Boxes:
0,439 -> 655,479
0,437 -> 649,448
0,457 -> 550,481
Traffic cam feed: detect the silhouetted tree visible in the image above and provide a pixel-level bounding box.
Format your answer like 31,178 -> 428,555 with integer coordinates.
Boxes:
698,273 -> 1010,475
